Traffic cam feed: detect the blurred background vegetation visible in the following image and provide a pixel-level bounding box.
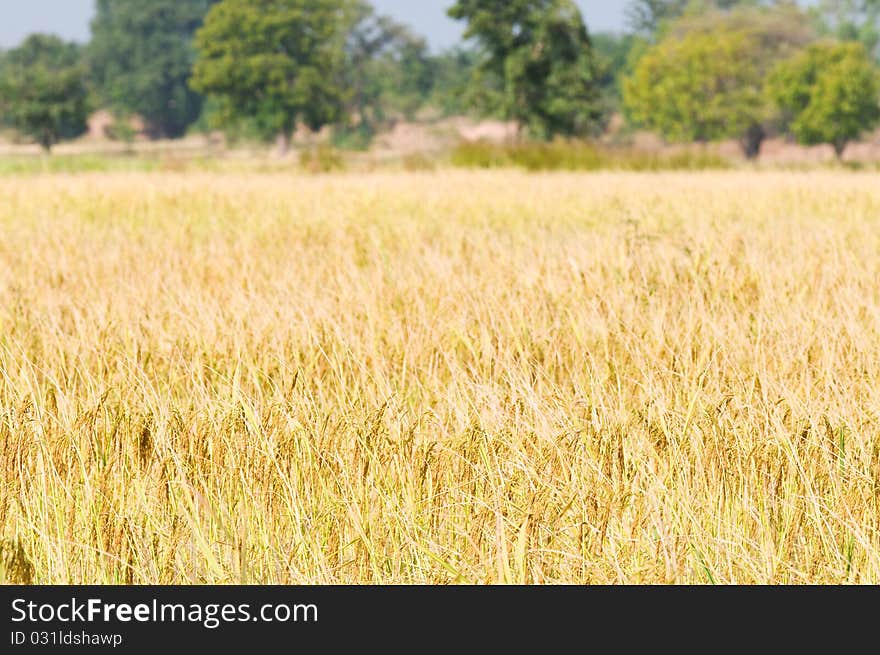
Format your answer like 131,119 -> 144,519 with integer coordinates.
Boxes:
0,0 -> 879,169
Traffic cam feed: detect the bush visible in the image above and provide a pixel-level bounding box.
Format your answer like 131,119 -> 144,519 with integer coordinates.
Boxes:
401,152 -> 437,172
450,140 -> 731,172
299,145 -> 346,173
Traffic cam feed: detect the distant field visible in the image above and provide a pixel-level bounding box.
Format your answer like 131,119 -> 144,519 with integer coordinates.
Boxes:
1,171 -> 879,583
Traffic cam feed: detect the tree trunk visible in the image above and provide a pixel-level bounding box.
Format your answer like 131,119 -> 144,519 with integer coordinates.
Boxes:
275,131 -> 291,158
833,139 -> 847,161
740,124 -> 765,161
40,128 -> 53,155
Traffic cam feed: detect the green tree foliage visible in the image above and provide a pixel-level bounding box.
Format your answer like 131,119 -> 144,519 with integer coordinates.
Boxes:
668,2 -> 815,47
624,5 -> 815,157
448,0 -> 605,139
626,0 -> 778,37
624,30 -> 764,155
626,0 -> 690,35
89,0 -> 219,138
380,28 -> 435,120
767,40 -> 880,157
337,2 -> 434,147
592,32 -> 644,113
0,34 -> 90,152
426,48 -> 482,117
811,1 -> 880,59
191,0 -> 349,151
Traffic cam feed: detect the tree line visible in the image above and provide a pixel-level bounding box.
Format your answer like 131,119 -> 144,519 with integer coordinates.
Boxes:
0,0 -> 878,159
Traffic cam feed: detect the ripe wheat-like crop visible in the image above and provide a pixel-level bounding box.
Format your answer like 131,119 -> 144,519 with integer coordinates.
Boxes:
1,170 -> 879,583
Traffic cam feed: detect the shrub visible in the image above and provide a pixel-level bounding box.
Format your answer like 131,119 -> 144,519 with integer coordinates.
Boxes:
450,140 -> 731,171
299,145 -> 346,173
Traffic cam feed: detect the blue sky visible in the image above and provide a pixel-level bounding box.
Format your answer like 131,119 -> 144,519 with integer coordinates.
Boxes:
0,0 -> 628,50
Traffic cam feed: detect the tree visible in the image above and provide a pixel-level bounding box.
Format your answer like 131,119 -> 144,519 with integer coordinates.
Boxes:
191,0 -> 349,154
0,34 -> 90,152
336,2 -> 434,147
767,41 -> 880,157
626,1 -> 784,38
427,47 -> 482,117
668,2 -> 814,47
386,32 -> 435,120
624,30 -> 764,155
448,0 -> 605,139
811,1 -> 880,59
592,32 -> 643,113
623,5 -> 815,158
89,0 -> 220,139
626,0 -> 690,36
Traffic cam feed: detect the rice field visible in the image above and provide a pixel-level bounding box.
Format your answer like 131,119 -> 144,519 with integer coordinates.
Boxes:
1,170 -> 879,584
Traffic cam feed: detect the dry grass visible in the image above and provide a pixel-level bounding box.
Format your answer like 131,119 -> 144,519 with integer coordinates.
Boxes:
1,170 -> 879,584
